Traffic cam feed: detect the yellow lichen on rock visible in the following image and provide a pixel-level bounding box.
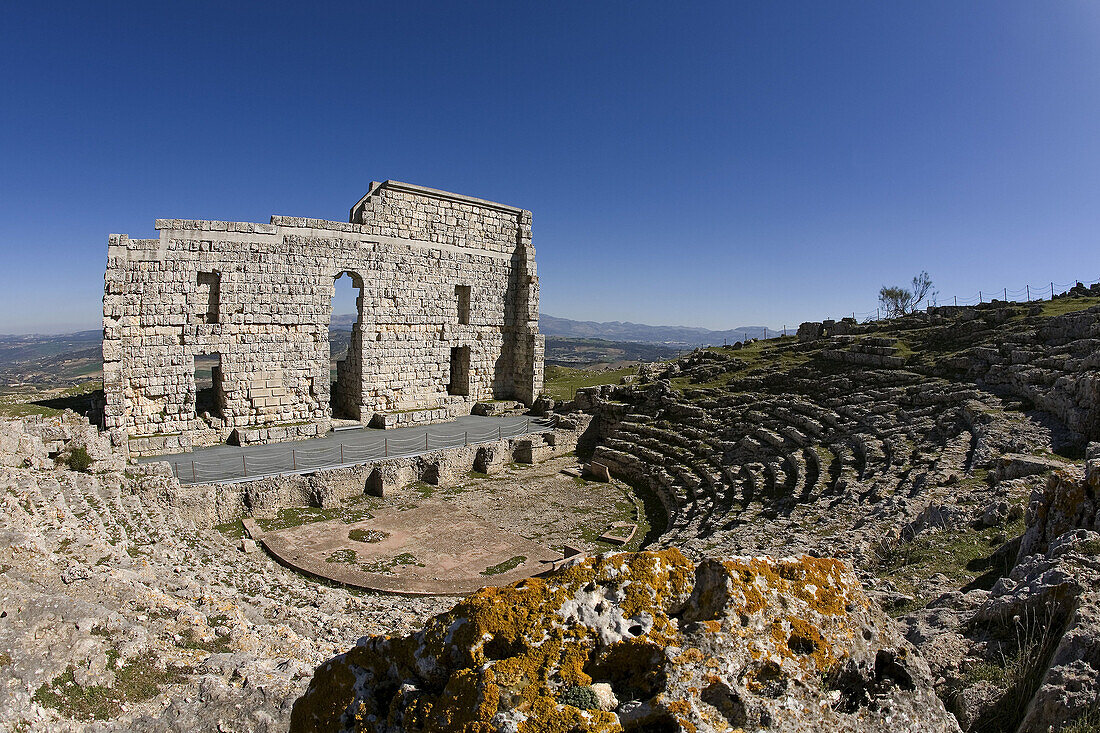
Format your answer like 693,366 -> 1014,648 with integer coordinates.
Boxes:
291,551 -> 960,733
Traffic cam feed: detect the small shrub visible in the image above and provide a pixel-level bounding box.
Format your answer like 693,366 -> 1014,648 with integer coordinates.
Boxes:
558,685 -> 599,711
65,446 -> 93,473
969,602 -> 1069,733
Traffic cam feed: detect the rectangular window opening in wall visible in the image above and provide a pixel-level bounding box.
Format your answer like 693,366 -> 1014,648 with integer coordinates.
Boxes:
194,352 -> 225,420
456,284 -> 471,325
197,271 -> 221,324
448,346 -> 471,396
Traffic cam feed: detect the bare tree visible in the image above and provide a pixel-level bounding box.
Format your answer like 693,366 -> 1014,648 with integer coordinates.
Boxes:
879,271 -> 935,317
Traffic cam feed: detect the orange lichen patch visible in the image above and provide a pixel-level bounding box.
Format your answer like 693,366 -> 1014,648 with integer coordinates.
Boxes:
411,668 -> 500,732
292,551 -> 879,733
720,556 -> 860,618
288,657 -> 358,730
742,659 -> 784,695
518,696 -> 620,733
674,648 -> 705,666
651,696 -> 700,733
610,548 -> 694,623
294,552 -> 701,732
778,617 -> 835,671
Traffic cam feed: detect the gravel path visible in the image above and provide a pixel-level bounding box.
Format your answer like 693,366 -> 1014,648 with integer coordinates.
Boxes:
141,415 -> 554,485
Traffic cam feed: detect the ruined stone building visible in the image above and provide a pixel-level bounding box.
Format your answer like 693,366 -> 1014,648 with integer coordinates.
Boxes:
102,181 -> 544,456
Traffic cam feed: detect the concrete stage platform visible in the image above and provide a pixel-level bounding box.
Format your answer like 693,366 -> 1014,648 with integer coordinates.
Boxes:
243,499 -> 561,595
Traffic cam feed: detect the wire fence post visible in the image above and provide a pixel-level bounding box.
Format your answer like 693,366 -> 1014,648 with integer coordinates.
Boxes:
425,433 -> 429,450
464,431 -> 468,445
525,418 -> 530,433
979,290 -> 983,304
242,455 -> 247,476
292,449 -> 296,470
340,444 -> 344,463
954,295 -> 957,307
1051,282 -> 1055,300
191,461 -> 196,481
1004,287 -> 1007,301
1026,284 -> 1030,302
173,462 -> 179,479
385,438 -> 388,457
498,426 -> 502,440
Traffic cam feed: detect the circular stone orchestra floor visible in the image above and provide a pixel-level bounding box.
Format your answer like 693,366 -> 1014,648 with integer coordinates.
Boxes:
240,455 -> 651,595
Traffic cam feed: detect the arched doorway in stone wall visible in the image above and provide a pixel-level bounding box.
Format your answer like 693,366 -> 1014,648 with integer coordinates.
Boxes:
330,271 -> 365,420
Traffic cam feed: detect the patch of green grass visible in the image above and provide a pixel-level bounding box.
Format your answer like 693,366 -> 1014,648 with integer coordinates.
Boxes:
542,364 -> 638,401
1033,295 -> 1100,318
967,604 -> 1069,733
214,520 -> 245,541
1029,448 -> 1080,464
869,513 -> 1024,615
572,488 -> 652,553
0,401 -> 65,418
670,340 -> 812,395
325,548 -> 358,564
360,552 -> 424,574
1076,537 -> 1100,556
31,657 -> 188,721
893,339 -> 915,360
1063,707 -> 1100,733
669,373 -> 734,392
348,528 -> 388,543
176,627 -> 232,654
481,555 -> 527,576
255,495 -> 379,531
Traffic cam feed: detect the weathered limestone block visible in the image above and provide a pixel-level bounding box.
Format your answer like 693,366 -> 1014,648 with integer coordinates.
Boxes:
995,452 -> 1073,482
798,321 -> 824,341
514,435 -> 552,464
474,441 -> 509,475
1019,459 -> 1098,559
290,550 -> 958,732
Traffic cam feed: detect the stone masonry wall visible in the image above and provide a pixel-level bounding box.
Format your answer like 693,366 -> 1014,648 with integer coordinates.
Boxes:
103,181 -> 544,456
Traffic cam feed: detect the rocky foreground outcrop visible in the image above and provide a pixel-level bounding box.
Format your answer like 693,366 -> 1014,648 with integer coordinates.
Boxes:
905,449 -> 1100,732
291,550 -> 958,733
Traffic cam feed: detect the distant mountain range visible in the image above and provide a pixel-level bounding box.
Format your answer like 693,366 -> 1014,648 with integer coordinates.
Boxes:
332,313 -> 770,349
539,315 -> 771,348
0,313 -> 768,388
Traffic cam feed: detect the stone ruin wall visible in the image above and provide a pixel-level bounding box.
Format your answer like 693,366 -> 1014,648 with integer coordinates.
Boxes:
102,180 -> 544,457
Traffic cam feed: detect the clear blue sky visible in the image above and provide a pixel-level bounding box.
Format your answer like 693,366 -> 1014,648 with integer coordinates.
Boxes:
2,2 -> 1099,334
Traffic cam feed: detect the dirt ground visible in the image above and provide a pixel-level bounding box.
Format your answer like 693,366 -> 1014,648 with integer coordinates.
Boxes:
249,455 -> 652,594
